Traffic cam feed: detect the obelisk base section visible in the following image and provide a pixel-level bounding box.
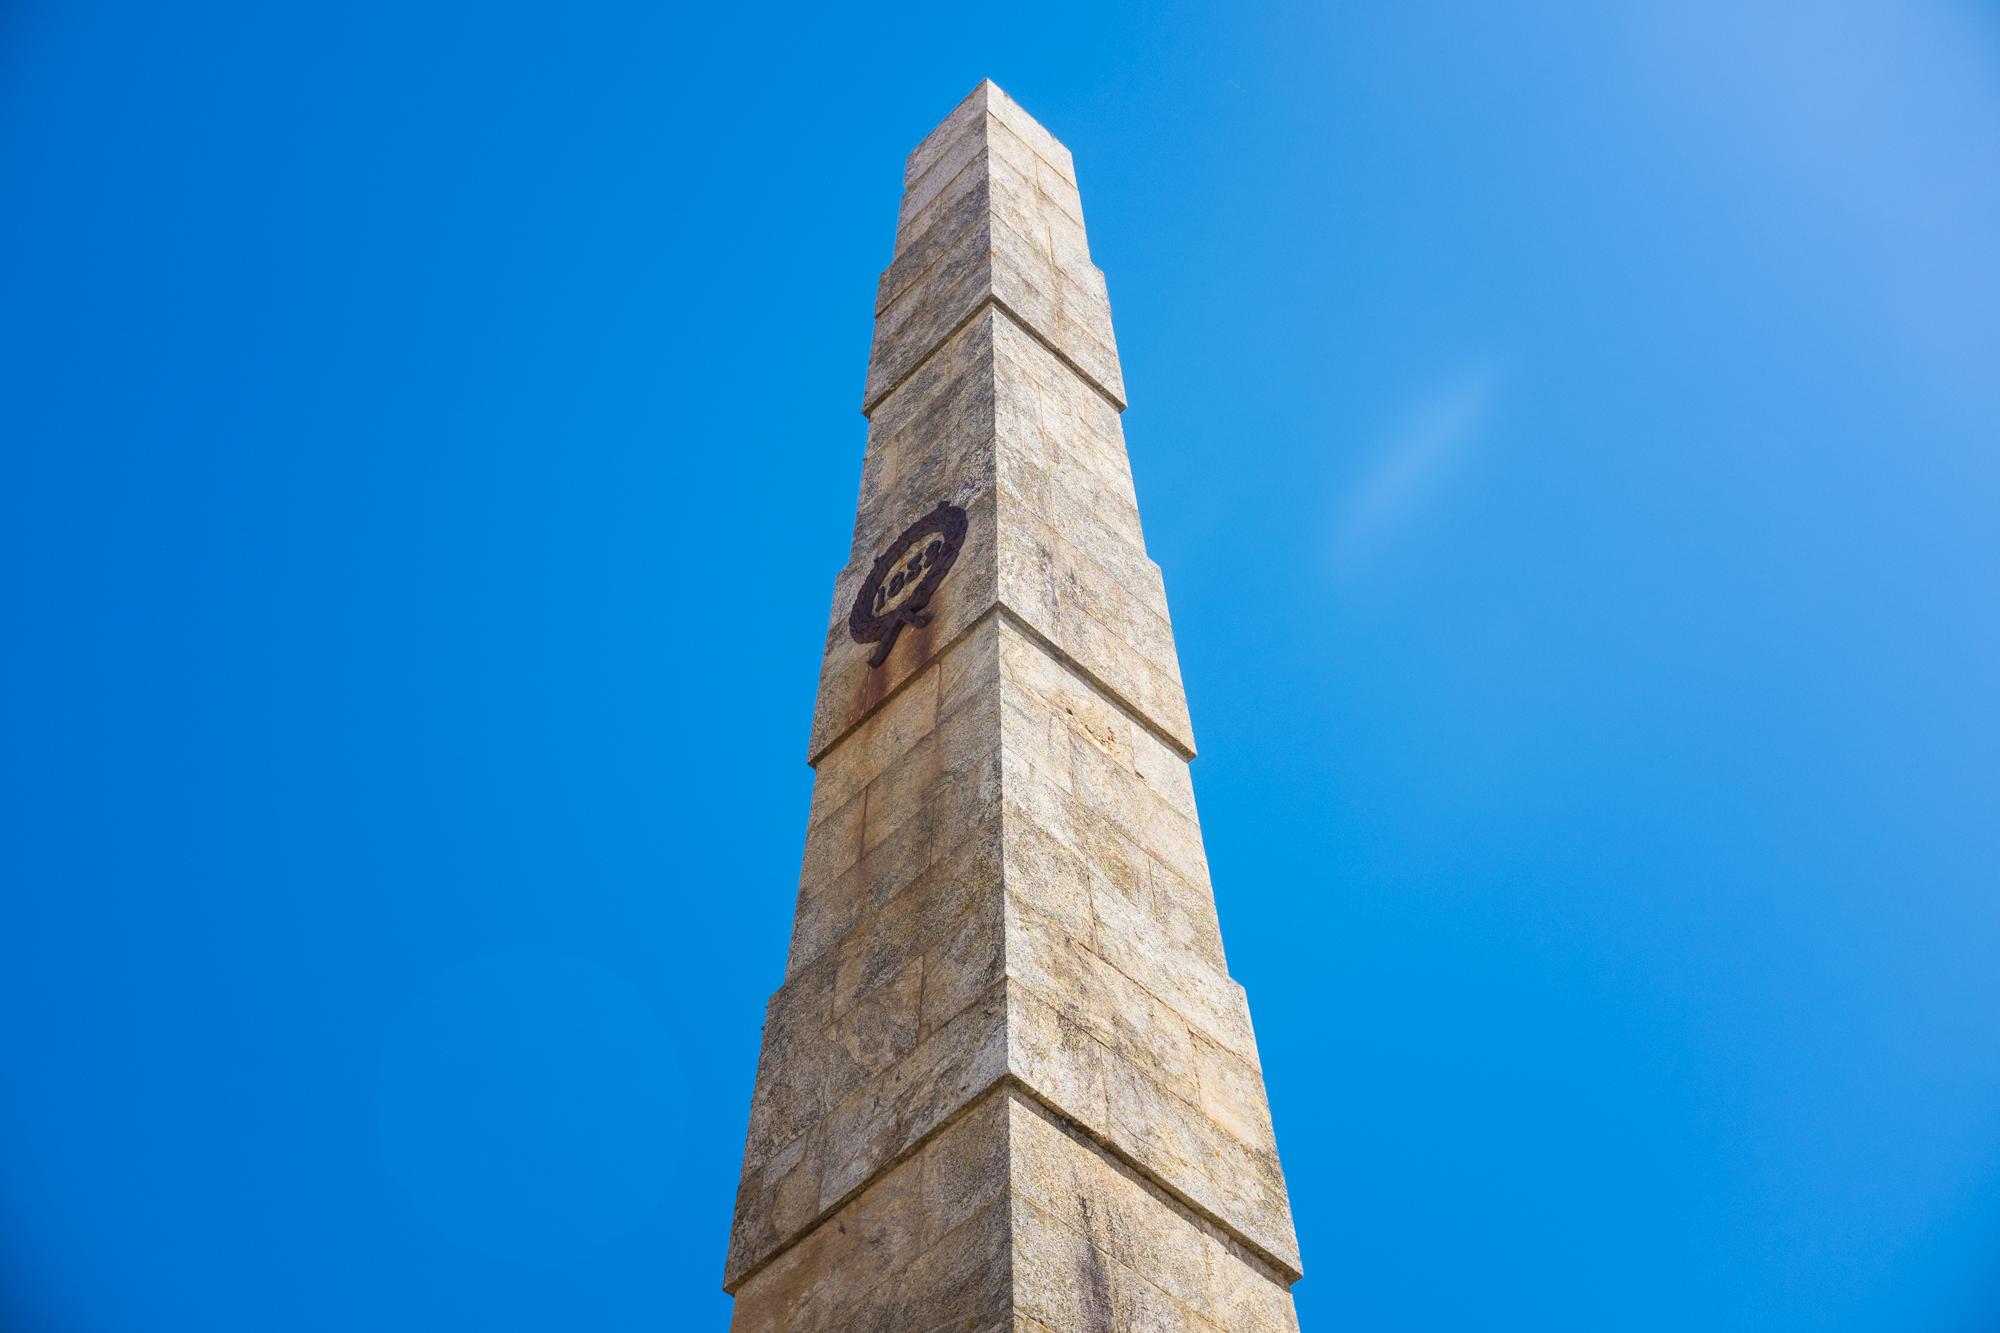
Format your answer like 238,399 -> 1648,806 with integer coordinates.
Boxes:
731,1083 -> 1298,1331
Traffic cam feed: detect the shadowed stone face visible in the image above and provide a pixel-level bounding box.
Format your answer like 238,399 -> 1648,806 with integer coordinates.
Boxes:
727,79 -> 1302,1331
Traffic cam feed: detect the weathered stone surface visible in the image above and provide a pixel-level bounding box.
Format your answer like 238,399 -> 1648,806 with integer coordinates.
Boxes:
869,84 -> 1118,416
728,80 -> 1302,1329
730,1093 -> 1016,1333
808,309 -> 1192,763
1008,1091 -> 1299,1332
731,1086 -> 1296,1333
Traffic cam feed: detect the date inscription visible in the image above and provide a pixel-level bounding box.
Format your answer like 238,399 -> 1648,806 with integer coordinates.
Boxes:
848,501 -> 968,668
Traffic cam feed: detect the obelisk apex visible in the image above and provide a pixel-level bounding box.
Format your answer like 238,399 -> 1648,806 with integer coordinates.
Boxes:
726,81 -> 1303,1331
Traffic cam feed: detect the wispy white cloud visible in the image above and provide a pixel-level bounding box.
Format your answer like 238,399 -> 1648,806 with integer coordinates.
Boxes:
1331,363 -> 1500,576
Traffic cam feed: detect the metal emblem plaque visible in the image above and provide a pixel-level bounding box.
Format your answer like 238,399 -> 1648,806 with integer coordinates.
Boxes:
848,501 -> 968,667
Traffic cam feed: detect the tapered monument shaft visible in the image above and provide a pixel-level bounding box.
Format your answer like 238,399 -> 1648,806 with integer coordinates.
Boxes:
725,81 -> 1303,1331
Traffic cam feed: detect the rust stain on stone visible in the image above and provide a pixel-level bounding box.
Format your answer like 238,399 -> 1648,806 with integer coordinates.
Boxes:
853,614 -> 935,725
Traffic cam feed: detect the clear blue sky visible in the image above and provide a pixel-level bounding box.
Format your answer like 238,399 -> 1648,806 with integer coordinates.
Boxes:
4,2 -> 1997,1329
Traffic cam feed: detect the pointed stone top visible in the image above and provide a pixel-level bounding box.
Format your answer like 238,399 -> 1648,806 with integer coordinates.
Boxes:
904,79 -> 1075,189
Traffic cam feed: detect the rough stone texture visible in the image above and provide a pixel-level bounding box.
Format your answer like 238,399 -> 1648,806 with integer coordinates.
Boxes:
730,1087 -> 1297,1333
728,80 -> 1301,1329
866,82 -> 1123,416
808,310 -> 1190,766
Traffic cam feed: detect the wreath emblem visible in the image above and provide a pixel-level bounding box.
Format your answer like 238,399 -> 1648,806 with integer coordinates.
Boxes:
848,501 -> 968,667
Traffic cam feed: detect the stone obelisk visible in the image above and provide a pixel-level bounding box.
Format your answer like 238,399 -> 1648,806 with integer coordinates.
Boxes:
724,81 -> 1303,1331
